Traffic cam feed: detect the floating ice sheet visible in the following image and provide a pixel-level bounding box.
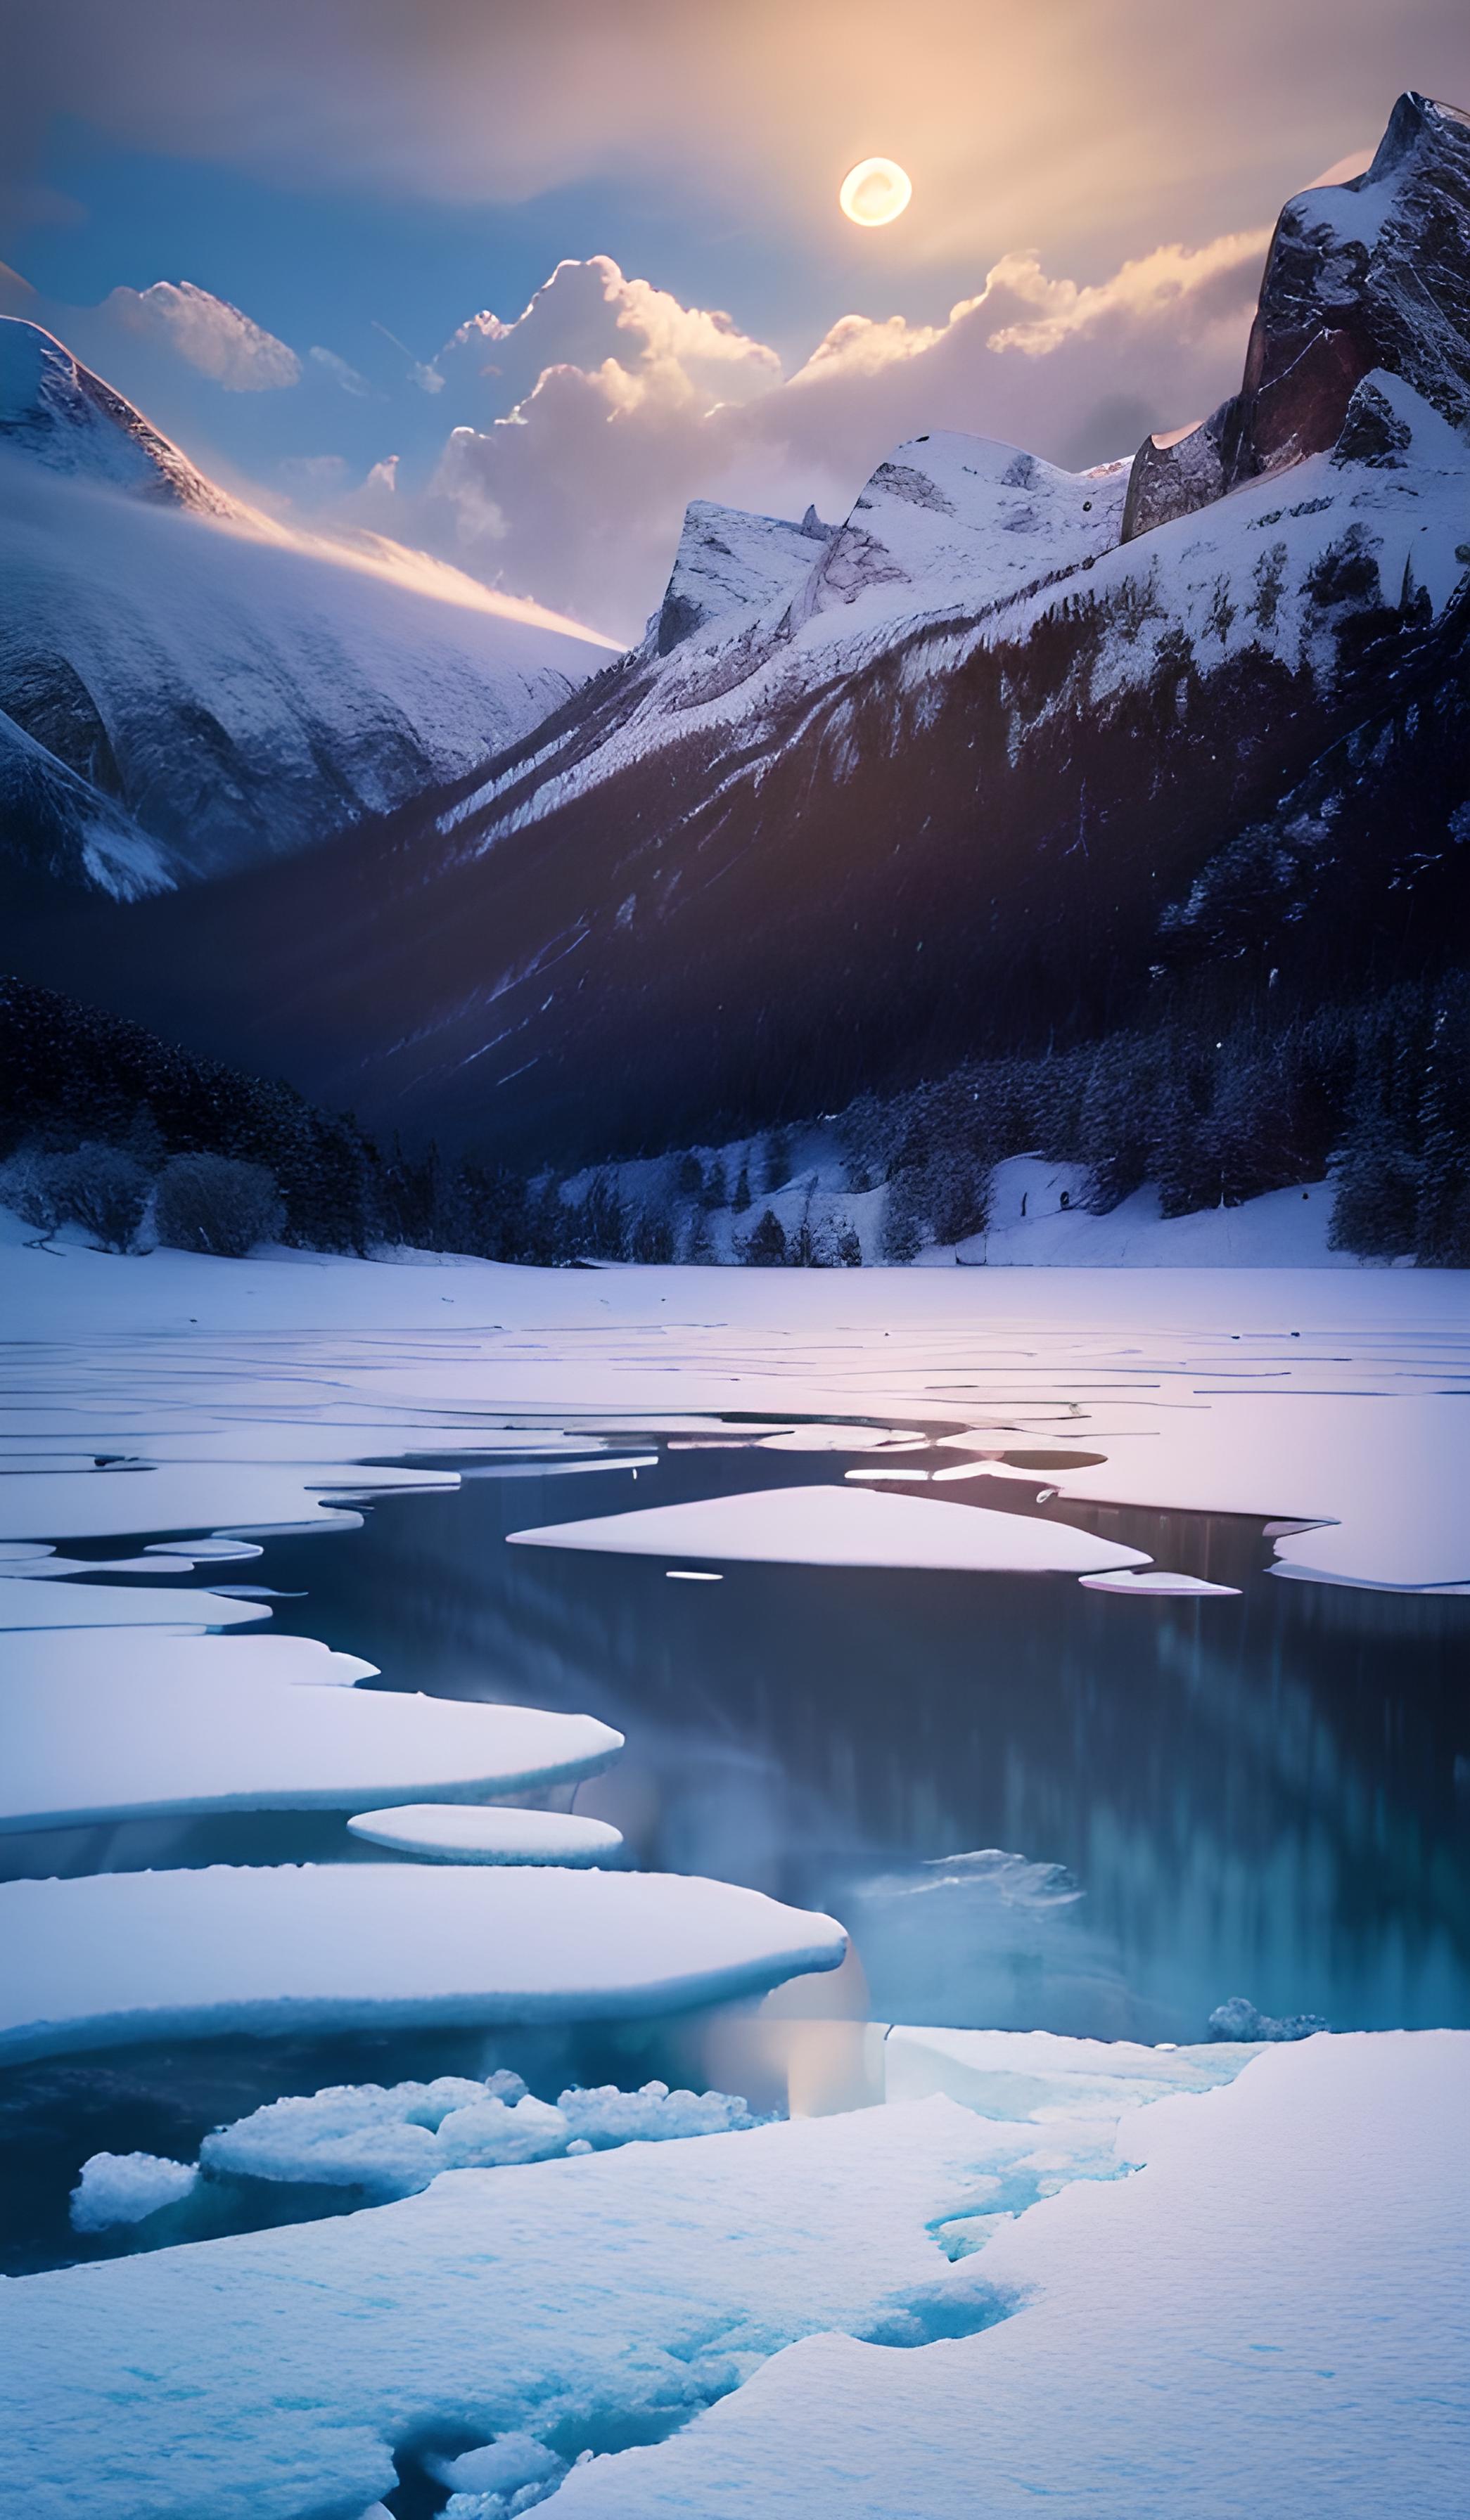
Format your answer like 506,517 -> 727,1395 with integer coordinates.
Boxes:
0,1863 -> 848,2061
0,1577 -> 267,1632
199,2070 -> 759,2198
345,1805 -> 625,1864
0,1459 -> 458,1544
0,1630 -> 378,1692
509,1484 -> 1150,1576
0,1672 -> 623,1834
1077,1569 -> 1240,1597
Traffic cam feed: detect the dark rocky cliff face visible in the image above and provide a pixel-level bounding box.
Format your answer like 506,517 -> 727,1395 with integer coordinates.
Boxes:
1122,92 -> 1470,541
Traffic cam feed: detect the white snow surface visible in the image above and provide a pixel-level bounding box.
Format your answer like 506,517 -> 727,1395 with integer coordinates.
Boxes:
7,2038 -> 1465,2520
444,374 -> 1470,848
552,2032 -> 1470,2519
0,2092 -> 1131,2520
0,1575 -> 267,1631
0,1669 -> 622,1832
200,2069 -> 759,2197
68,2149 -> 200,2232
0,319 -> 615,892
0,1629 -> 378,1692
1077,1569 -> 1241,1596
1,1220 -> 1466,1596
509,1484 -> 1151,1575
346,1805 -> 626,1863
0,1863 -> 847,2061
653,499 -> 829,647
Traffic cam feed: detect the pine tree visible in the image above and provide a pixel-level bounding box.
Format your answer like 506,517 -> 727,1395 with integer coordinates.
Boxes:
742,1208 -> 788,1266
731,1162 -> 752,1214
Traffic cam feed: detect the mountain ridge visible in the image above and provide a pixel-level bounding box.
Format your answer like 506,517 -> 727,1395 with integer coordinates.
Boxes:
5,94 -> 1468,1178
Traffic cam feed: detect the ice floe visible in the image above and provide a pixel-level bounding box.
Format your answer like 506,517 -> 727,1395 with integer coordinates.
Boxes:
0,1458 -> 459,1543
198,2071 -> 760,2199
345,1805 -> 625,1864
70,2151 -> 199,2232
1206,1996 -> 1331,2042
509,1484 -> 1150,1575
0,1671 -> 622,1833
0,1629 -> 378,1691
0,1863 -> 848,2060
0,1574 -> 267,1630
1077,1569 -> 1241,1597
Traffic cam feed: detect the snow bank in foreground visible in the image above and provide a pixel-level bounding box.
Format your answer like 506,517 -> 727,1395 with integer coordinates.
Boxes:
11,2039 -> 1464,2520
69,2151 -> 198,2232
0,1863 -> 848,2062
0,2096 -> 1094,2520
0,1669 -> 622,1832
551,2033 -> 1470,2519
345,1805 -> 625,1864
510,1484 -> 1150,1575
201,2072 -> 760,2198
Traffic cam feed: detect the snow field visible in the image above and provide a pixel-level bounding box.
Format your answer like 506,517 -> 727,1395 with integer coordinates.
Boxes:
0,2092 -> 1130,2520
549,2032 -> 1470,2518
3,1216 -> 1464,1591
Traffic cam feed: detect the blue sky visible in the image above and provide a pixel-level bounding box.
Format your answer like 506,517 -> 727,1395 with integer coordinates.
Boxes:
4,1 -> 1467,636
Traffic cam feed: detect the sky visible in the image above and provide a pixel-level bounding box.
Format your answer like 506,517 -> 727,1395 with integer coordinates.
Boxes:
4,0 -> 1468,641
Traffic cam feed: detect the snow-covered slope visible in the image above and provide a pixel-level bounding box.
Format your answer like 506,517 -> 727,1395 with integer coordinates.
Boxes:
653,499 -> 831,655
10,98 -> 1470,1170
0,322 -> 614,899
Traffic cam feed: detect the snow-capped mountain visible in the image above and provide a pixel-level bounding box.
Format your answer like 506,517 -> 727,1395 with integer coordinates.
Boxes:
11,96 -> 1470,1170
0,323 -> 613,902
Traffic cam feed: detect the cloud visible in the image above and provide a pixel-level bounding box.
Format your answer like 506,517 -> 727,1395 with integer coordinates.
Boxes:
402,227 -> 1267,639
7,1 -> 1461,280
310,343 -> 374,396
432,258 -> 781,411
108,281 -> 300,390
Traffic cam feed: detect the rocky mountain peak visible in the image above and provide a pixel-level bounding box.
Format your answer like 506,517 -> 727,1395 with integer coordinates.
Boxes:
1123,91 -> 1470,540
0,319 -> 236,517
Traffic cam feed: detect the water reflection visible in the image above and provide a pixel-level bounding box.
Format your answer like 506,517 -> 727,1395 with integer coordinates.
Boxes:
235,1441 -> 1470,2044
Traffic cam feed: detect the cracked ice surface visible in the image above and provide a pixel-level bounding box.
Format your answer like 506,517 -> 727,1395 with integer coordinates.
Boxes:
0,1221 -> 1465,1590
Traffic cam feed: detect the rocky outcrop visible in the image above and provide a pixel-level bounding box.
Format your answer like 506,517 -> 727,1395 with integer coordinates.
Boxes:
1123,91 -> 1470,541
653,501 -> 828,654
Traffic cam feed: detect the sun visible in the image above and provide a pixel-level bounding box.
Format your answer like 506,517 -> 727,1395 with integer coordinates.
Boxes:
839,157 -> 912,227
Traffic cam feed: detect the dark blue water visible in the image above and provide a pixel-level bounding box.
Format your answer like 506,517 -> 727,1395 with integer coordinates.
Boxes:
246,1440 -> 1470,2043
4,1434 -> 1467,2275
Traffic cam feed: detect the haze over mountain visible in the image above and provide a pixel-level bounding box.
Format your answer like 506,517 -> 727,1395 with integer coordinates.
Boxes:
5,95 -> 1469,1185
